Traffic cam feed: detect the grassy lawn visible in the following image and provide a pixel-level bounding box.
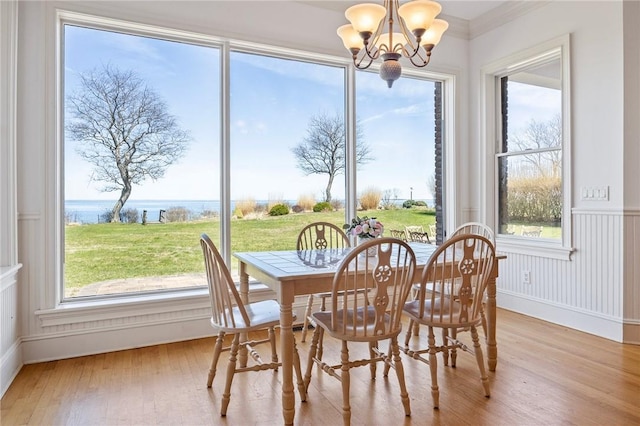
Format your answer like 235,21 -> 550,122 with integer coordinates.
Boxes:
64,208 -> 436,289
65,208 -> 561,293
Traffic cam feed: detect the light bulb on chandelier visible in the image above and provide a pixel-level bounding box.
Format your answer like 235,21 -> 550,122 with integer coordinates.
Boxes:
337,0 -> 449,88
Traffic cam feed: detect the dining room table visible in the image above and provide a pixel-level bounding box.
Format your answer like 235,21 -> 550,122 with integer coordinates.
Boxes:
234,241 -> 505,425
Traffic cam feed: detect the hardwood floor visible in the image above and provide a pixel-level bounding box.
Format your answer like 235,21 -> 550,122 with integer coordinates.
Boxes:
2,309 -> 639,425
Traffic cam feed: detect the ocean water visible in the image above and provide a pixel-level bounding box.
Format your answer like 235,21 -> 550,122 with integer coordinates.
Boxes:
65,200 -> 231,224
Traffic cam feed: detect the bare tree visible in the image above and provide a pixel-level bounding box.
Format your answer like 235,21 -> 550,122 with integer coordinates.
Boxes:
510,113 -> 561,177
291,113 -> 372,202
66,65 -> 191,222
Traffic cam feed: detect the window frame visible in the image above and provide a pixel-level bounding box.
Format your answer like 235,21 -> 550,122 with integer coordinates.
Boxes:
481,34 -> 574,260
53,9 -> 457,308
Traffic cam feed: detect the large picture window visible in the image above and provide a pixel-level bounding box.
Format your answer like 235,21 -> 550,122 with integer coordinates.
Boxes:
60,14 -> 451,301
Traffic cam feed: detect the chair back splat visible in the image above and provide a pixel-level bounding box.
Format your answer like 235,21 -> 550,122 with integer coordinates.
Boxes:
297,222 -> 351,343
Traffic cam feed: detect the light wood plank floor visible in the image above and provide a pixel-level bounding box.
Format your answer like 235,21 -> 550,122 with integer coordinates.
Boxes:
2,309 -> 640,425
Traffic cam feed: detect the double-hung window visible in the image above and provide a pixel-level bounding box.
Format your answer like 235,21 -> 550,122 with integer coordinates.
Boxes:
483,35 -> 572,259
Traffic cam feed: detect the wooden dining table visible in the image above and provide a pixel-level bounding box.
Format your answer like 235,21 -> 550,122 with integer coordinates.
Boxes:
234,242 -> 505,425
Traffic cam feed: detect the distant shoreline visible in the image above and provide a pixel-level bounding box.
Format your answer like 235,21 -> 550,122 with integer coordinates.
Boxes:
65,198 -> 434,224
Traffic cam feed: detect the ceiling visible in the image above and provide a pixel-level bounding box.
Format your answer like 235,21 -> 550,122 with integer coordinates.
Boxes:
295,1 -> 509,22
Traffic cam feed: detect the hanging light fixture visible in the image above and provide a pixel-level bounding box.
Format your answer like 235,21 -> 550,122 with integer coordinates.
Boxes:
337,0 -> 449,88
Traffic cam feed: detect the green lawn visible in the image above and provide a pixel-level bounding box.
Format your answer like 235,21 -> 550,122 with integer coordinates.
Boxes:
65,208 -> 561,293
64,208 -> 436,289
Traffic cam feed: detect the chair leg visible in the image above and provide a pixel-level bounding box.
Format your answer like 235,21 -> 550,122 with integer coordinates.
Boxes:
412,320 -> 420,336
404,319 -> 414,348
441,328 -> 449,366
391,336 -> 411,417
383,343 -> 392,377
427,327 -> 440,409
450,328 -> 458,368
480,303 -> 488,339
293,336 -> 307,402
268,326 -> 278,368
317,297 -> 327,359
303,326 -> 322,393
207,331 -> 225,387
221,334 -> 240,416
340,340 -> 352,426
369,341 -> 377,379
471,325 -> 490,397
301,295 -> 314,343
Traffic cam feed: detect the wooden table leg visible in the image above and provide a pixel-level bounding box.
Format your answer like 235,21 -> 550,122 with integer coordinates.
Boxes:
280,293 -> 296,425
238,262 -> 249,369
486,265 -> 498,372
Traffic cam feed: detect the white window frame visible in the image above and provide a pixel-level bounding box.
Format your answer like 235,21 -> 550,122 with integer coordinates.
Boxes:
480,34 -> 574,260
49,9 -> 457,314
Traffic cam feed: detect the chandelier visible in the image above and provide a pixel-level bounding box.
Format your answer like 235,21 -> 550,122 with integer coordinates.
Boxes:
337,0 -> 449,88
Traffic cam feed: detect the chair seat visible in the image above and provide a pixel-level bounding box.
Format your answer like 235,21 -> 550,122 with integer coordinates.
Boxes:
403,298 -> 482,329
312,306 -> 395,342
212,299 -> 294,333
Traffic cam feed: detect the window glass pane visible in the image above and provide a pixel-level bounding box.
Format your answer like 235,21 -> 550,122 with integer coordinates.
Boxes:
64,25 -> 220,298
506,80 -> 562,152
498,153 -> 562,239
229,52 -> 345,272
499,55 -> 562,240
355,72 -> 438,242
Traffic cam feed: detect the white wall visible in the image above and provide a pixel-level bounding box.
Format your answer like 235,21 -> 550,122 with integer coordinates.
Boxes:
467,1 -> 640,343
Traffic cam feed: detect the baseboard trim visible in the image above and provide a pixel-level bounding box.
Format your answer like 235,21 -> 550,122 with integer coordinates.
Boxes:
499,290 -> 624,342
1,340 -> 23,398
21,293 -> 311,364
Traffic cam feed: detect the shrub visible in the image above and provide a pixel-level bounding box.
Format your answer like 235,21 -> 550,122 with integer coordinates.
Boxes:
235,198 -> 257,216
232,207 -> 243,219
313,201 -> 332,212
506,176 -> 561,223
200,209 -> 219,219
297,194 -> 316,211
291,204 -> 304,213
330,199 -> 344,211
381,188 -> 399,210
267,193 -> 285,212
402,199 -> 427,209
100,210 -> 114,223
166,207 -> 190,222
359,187 -> 382,210
121,208 -> 139,224
268,203 -> 289,216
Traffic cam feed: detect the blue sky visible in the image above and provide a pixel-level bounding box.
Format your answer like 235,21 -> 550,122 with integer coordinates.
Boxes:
64,24 -> 557,205
64,24 -> 438,204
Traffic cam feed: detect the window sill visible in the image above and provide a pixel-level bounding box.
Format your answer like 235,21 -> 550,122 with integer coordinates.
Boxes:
496,237 -> 574,260
36,282 -> 272,328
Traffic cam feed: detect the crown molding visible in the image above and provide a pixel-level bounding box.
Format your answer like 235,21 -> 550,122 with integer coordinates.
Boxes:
469,1 -> 550,39
438,13 -> 469,40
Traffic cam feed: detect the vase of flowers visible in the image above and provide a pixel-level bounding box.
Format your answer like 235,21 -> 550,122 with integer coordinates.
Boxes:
344,216 -> 384,257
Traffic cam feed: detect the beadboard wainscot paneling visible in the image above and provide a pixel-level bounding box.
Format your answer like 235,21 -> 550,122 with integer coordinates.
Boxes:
1,264 -> 22,397
497,208 -> 632,342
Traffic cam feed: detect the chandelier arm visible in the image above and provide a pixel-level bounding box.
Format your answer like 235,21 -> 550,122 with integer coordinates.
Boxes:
407,50 -> 432,68
354,51 -> 376,70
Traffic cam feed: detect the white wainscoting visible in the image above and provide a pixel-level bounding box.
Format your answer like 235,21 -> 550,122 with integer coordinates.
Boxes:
497,209 -> 640,343
1,264 -> 22,397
